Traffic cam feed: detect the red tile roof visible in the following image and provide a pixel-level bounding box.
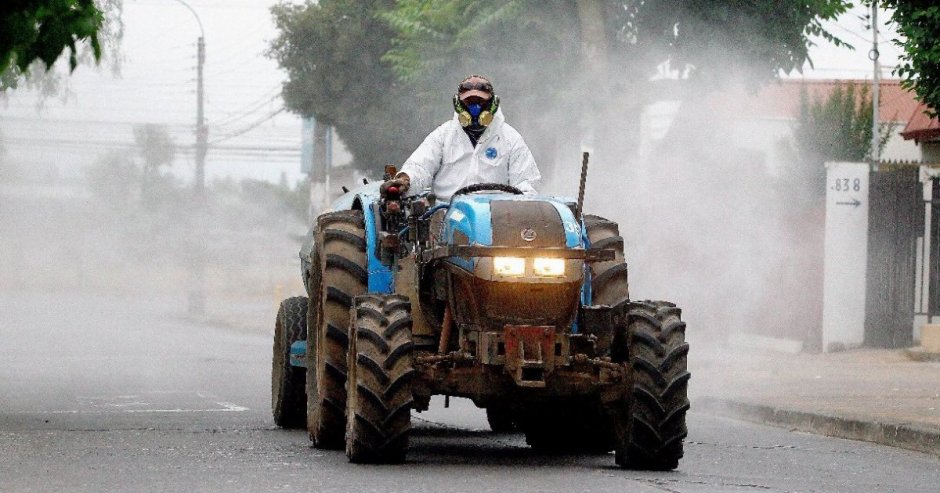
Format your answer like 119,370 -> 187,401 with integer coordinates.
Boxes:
901,103 -> 940,143
701,79 -> 919,123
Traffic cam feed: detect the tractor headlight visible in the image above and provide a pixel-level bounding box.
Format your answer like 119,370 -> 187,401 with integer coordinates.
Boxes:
494,257 -> 526,276
533,258 -> 565,277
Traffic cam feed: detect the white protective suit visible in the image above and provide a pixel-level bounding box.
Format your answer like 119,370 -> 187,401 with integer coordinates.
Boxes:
399,109 -> 541,202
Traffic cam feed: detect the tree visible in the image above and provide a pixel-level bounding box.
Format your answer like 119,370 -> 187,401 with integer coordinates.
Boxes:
133,123 -> 176,207
384,1 -> 851,91
269,0 -> 430,172
1,1 -> 103,88
785,82 -> 894,202
1,0 -> 123,92
134,124 -> 175,175
382,1 -> 853,163
271,1 -> 852,173
881,1 -> 940,116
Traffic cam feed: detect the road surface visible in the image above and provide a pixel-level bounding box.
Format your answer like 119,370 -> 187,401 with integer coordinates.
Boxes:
1,292 -> 937,492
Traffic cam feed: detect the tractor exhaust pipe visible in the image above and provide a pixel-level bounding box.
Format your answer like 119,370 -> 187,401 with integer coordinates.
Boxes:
575,151 -> 590,220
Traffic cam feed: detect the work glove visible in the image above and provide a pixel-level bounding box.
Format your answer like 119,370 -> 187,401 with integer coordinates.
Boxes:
380,173 -> 410,197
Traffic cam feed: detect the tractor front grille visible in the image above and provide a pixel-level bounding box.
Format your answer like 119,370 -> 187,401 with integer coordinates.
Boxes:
449,268 -> 580,329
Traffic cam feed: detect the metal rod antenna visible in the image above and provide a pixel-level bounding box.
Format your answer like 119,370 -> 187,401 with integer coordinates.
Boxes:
576,152 -> 590,219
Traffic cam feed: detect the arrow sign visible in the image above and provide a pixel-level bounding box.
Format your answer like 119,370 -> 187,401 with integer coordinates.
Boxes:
836,197 -> 861,207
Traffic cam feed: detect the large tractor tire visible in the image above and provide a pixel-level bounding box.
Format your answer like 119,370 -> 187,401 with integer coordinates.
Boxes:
584,215 -> 629,306
306,210 -> 368,449
578,214 -> 631,445
272,296 -> 308,428
346,294 -> 414,464
614,301 -> 690,470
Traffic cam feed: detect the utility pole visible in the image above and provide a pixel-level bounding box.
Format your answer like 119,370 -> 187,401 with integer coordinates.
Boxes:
174,0 -> 208,316
309,118 -> 331,218
196,35 -> 207,196
189,33 -> 208,316
871,1 -> 880,167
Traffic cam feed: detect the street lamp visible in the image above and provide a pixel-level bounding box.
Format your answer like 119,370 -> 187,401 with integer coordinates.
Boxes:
171,0 -> 208,316
171,0 -> 207,195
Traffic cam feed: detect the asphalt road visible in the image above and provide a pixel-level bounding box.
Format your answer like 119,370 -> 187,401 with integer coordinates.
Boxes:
1,292 -> 938,493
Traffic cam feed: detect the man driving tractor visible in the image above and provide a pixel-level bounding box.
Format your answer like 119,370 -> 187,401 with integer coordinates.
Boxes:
381,75 -> 542,201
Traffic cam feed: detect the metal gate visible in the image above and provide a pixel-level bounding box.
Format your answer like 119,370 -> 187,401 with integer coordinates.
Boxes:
864,166 -> 921,348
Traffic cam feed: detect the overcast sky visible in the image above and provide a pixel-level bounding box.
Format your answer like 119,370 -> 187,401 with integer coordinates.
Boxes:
0,1 -> 903,186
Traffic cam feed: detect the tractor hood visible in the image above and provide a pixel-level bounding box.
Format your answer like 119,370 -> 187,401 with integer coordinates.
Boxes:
441,194 -> 585,283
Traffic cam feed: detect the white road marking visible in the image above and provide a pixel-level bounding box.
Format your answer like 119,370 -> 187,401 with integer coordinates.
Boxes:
35,391 -> 251,414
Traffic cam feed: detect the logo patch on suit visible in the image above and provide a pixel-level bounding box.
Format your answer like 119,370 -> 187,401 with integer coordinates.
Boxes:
485,147 -> 498,160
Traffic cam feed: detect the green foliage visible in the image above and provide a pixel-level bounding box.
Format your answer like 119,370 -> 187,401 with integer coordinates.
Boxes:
270,1 -> 852,171
131,123 -> 177,209
643,0 -> 852,82
384,0 -> 851,88
786,82 -> 894,199
0,0 -> 105,90
881,1 -> 940,116
796,83 -> 876,162
381,1 -> 581,124
133,124 -> 175,174
269,0 -> 429,171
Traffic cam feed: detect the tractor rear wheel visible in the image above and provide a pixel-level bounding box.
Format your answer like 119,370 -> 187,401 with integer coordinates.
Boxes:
584,215 -> 629,306
306,210 -> 368,449
272,296 -> 308,428
346,294 -> 414,464
582,214 -> 631,447
614,301 -> 690,470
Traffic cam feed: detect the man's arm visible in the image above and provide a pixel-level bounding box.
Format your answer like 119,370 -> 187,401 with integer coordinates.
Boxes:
398,126 -> 445,195
507,138 -> 541,195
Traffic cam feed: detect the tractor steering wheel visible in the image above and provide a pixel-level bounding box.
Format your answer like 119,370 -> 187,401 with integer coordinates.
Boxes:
451,183 -> 523,198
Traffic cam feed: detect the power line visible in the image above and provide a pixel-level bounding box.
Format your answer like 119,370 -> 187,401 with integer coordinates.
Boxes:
208,106 -> 285,145
210,88 -> 281,127
830,22 -> 872,44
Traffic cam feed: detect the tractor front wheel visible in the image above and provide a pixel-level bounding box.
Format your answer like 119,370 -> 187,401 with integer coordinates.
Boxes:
614,301 -> 690,470
345,294 -> 415,464
307,210 -> 368,449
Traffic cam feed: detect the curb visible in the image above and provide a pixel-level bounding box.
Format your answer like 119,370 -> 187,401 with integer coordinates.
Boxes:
697,397 -> 940,457
904,347 -> 940,362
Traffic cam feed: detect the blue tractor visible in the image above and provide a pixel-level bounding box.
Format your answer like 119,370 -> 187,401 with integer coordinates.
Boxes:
272,161 -> 690,469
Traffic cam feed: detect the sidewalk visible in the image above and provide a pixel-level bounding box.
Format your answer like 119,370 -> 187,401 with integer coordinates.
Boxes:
692,345 -> 940,456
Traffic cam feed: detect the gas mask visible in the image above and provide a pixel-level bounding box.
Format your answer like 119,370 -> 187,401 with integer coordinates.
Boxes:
453,94 -> 500,128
